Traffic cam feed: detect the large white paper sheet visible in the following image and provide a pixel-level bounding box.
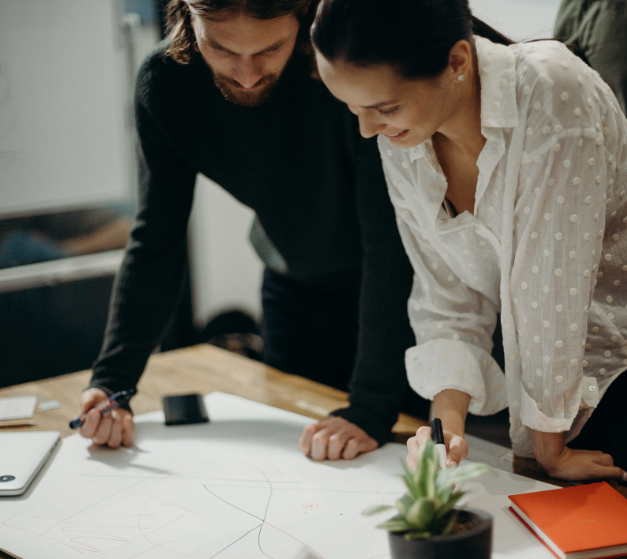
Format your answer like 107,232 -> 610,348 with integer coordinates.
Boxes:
0,392 -> 555,559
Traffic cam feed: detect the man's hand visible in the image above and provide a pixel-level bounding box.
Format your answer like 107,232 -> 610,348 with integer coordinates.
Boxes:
531,430 -> 625,482
407,425 -> 468,470
299,416 -> 378,460
79,388 -> 135,448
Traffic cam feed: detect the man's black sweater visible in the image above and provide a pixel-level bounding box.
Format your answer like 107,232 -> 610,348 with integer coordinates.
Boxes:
89,44 -> 416,445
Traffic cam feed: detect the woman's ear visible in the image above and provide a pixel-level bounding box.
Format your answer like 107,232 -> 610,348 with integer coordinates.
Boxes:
448,39 -> 473,83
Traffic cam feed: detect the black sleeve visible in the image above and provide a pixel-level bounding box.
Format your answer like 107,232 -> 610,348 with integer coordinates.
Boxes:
88,64 -> 197,396
330,134 -> 416,446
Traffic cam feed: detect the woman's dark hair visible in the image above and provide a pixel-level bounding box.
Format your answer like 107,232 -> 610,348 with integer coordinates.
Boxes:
166,0 -> 317,63
311,0 -> 512,79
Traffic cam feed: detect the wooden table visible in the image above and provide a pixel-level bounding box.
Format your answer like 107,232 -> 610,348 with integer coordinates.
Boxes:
0,344 -> 424,440
1,344 -> 625,558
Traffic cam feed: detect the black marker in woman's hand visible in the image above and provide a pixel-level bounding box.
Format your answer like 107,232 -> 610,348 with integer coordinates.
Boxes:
430,417 -> 448,469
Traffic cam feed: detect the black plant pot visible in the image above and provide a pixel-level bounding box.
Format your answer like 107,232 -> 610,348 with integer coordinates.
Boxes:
388,508 -> 493,559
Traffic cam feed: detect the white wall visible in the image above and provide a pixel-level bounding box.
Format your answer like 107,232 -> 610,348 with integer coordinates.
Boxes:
0,0 -> 134,217
188,176 -> 264,328
469,0 -> 562,41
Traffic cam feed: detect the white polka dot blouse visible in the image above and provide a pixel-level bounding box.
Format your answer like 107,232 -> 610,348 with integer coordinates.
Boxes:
379,36 -> 627,458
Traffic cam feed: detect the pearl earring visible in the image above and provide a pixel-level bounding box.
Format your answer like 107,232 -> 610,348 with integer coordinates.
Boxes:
457,74 -> 464,81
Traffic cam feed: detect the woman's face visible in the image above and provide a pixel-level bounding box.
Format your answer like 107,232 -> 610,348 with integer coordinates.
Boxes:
315,43 -> 469,148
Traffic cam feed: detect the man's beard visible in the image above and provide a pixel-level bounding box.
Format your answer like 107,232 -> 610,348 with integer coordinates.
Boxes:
212,71 -> 282,107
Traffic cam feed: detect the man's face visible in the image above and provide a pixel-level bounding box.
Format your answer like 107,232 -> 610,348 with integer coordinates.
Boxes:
191,11 -> 300,106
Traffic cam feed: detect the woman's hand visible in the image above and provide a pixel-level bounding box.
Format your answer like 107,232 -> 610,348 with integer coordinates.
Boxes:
407,425 -> 468,470
407,389 -> 472,470
531,430 -> 626,482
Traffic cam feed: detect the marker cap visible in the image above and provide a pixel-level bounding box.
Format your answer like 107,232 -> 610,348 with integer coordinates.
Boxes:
430,418 -> 445,445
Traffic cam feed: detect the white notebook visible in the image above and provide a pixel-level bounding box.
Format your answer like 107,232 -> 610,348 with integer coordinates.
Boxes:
0,396 -> 37,421
0,431 -> 60,496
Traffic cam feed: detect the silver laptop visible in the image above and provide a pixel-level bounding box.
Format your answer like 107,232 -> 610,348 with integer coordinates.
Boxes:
0,431 -> 60,496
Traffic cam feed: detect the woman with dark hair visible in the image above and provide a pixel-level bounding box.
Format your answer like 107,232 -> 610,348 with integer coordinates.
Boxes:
312,0 -> 627,482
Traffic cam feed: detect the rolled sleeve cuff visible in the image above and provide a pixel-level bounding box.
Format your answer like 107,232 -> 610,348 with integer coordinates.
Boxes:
520,388 -> 574,432
330,405 -> 390,447
405,339 -> 507,416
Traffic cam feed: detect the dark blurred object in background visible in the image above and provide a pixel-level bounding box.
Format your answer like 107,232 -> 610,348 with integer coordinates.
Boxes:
202,310 -> 263,362
0,206 -> 134,387
555,0 -> 627,114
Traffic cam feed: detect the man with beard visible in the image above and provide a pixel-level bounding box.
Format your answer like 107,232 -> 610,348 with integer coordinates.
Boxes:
77,0 -> 423,460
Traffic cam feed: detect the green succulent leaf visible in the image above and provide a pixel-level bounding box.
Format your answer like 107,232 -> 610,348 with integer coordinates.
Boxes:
377,518 -> 411,532
404,530 -> 431,540
363,504 -> 394,516
396,494 -> 414,517
439,510 -> 460,535
433,491 -> 465,524
438,482 -> 453,504
416,440 -> 438,498
406,498 -> 436,531
400,461 -> 422,500
436,462 -> 493,492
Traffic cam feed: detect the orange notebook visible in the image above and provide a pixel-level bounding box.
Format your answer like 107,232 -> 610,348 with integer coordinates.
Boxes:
509,482 -> 627,559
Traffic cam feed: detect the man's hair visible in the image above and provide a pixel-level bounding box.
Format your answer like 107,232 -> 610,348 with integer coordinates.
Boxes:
165,0 -> 315,64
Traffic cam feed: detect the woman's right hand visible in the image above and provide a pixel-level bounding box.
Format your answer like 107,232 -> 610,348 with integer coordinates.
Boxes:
407,425 -> 468,470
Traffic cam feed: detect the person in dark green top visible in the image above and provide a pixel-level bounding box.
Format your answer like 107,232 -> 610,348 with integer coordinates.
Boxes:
554,0 -> 627,115
77,0 -> 426,459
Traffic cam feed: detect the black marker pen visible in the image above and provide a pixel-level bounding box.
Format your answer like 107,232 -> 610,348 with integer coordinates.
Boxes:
430,417 -> 447,469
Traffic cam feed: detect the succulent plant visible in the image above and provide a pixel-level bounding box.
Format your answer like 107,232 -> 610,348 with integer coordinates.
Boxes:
364,440 -> 492,540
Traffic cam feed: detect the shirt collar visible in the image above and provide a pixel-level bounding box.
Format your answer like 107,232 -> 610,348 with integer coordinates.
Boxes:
475,36 -> 518,130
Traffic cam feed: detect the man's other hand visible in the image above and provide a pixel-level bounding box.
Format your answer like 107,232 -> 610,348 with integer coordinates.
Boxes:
299,416 -> 378,460
79,388 -> 135,448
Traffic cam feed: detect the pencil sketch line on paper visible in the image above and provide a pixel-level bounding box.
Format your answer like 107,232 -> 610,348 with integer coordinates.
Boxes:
202,469 -> 277,559
5,458 -> 393,559
35,477 -> 146,541
209,524 -> 262,559
258,471 -> 274,559
202,470 -> 327,559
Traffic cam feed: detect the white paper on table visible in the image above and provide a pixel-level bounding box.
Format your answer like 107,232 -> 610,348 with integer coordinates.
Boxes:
0,396 -> 37,421
0,392 -> 557,559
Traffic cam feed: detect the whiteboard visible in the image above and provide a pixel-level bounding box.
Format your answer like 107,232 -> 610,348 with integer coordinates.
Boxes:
469,0 -> 562,42
0,0 -> 133,218
0,393 -> 557,559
